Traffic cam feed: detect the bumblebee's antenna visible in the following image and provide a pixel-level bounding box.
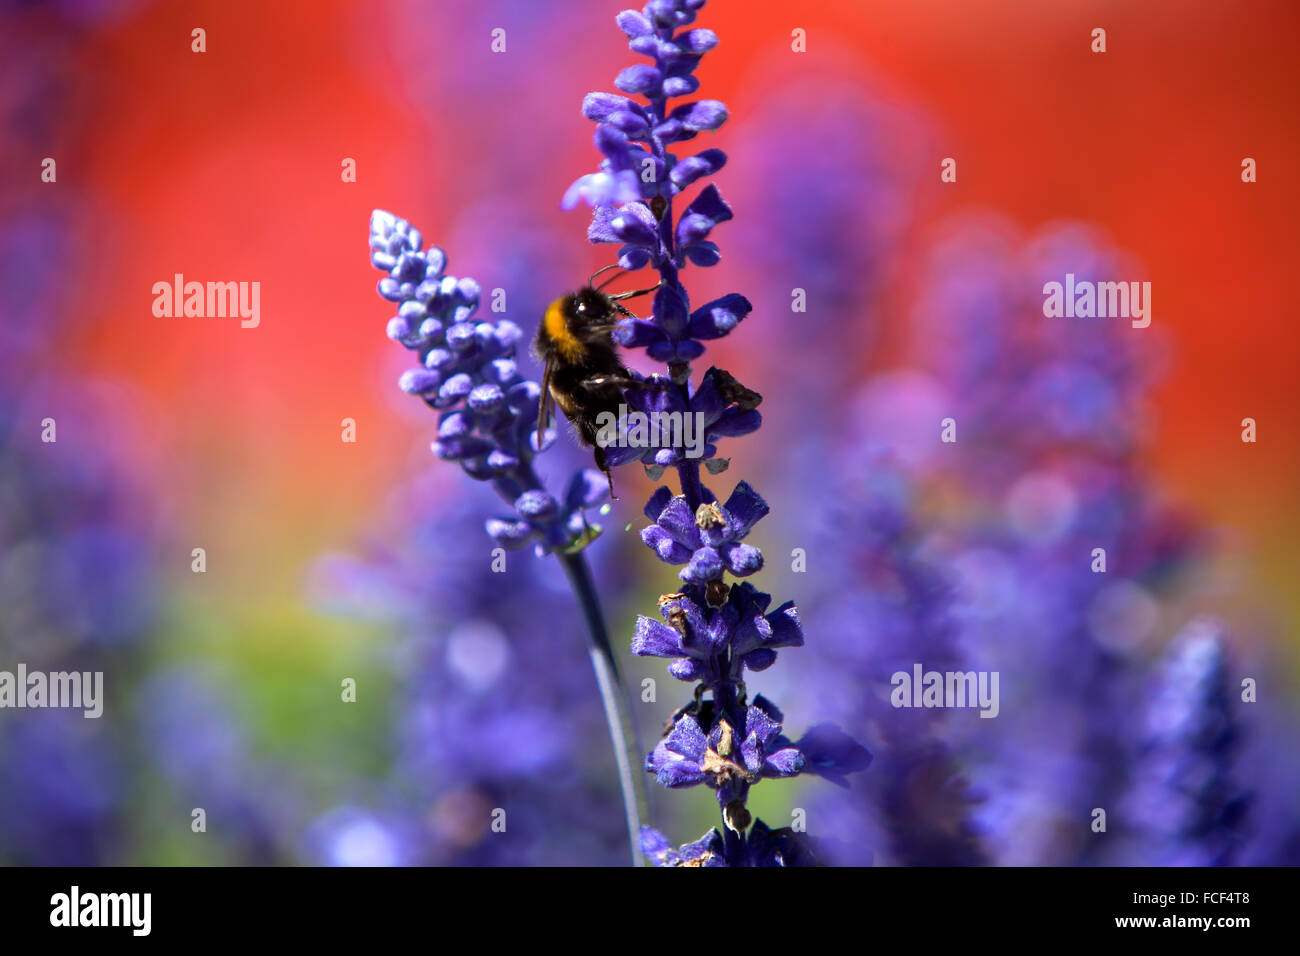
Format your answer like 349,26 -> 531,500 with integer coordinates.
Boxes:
589,263 -> 623,290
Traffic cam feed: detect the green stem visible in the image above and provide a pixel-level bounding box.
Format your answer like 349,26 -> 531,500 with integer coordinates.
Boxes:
558,550 -> 650,866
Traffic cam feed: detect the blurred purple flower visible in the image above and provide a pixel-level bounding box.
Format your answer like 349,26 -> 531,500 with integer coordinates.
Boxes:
0,710 -> 122,865
1119,620 -> 1249,866
0,224 -> 159,864
787,447 -> 988,866
137,668 -> 293,864
308,480 -> 631,865
305,807 -> 416,867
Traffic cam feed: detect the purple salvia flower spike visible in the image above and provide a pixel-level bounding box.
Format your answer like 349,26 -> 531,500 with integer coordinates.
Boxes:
365,212 -> 653,863
565,0 -> 868,866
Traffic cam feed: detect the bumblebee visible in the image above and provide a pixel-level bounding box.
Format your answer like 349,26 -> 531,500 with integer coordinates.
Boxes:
533,267 -> 658,498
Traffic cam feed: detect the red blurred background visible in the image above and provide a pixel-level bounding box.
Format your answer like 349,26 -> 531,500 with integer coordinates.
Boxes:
18,0 -> 1297,638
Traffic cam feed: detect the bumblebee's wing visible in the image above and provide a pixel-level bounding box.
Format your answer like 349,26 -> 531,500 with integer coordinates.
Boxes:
536,359 -> 555,452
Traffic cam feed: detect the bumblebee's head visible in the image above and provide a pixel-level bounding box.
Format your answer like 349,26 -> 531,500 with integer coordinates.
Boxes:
569,286 -> 617,326
537,288 -> 618,362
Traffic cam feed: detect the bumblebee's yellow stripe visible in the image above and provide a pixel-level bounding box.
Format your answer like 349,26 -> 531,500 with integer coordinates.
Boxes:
544,297 -> 585,361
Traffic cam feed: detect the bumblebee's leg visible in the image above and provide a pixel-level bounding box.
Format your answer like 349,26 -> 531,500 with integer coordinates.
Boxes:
594,445 -> 617,500
608,282 -> 662,302
580,372 -> 672,391
537,363 -> 556,451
